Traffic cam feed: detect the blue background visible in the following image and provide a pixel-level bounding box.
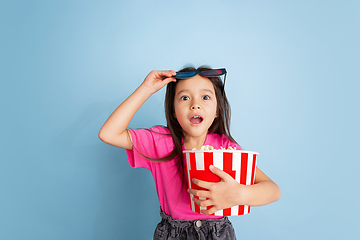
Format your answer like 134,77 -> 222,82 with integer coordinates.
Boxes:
1,0 -> 359,239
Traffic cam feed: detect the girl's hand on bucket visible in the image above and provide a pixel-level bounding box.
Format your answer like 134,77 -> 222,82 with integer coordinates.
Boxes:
188,165 -> 248,215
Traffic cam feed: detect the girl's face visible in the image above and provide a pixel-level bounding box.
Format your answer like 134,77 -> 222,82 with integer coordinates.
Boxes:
174,75 -> 218,142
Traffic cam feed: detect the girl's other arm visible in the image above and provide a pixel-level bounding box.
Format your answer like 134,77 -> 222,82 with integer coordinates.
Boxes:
189,166 -> 281,215
98,70 -> 176,149
245,167 -> 281,206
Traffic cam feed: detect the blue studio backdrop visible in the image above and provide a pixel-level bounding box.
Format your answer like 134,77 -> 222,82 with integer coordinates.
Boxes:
1,1 -> 359,240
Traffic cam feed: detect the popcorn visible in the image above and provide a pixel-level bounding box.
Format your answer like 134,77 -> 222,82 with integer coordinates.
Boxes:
183,148 -> 259,216
192,145 -> 236,150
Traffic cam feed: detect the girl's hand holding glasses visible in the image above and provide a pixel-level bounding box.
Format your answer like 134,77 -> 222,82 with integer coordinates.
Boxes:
141,70 -> 177,94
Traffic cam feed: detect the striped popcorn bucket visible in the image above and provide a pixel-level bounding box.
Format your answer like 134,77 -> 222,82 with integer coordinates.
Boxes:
183,150 -> 259,216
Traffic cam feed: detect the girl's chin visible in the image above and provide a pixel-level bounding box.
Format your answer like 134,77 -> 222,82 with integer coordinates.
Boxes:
183,129 -> 208,139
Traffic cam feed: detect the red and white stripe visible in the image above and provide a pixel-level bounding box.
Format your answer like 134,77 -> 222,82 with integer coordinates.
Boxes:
184,150 -> 258,216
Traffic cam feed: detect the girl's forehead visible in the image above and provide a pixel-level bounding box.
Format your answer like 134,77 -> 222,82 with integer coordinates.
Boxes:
175,75 -> 215,93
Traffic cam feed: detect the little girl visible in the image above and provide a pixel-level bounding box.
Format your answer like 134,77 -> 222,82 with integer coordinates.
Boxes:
99,66 -> 281,240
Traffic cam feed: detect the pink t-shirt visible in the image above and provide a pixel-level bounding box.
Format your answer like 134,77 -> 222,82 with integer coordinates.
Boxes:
126,125 -> 242,220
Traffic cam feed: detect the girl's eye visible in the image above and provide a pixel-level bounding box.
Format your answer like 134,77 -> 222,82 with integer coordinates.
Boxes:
181,96 -> 189,101
202,95 -> 210,100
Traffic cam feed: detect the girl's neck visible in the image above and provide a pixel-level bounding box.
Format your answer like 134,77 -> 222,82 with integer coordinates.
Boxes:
183,132 -> 207,150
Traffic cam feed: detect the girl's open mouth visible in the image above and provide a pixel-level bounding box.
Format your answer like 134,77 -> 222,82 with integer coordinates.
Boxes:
190,115 -> 203,125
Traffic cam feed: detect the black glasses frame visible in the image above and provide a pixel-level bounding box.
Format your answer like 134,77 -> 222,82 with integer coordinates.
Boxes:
174,68 -> 227,86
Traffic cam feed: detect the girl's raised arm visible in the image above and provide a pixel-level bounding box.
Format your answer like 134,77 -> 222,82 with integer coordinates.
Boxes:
98,70 -> 176,149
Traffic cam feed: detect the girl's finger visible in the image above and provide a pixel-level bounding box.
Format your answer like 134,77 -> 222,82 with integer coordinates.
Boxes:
188,188 -> 210,198
201,206 -> 218,215
192,197 -> 213,208
192,178 -> 213,190
163,76 -> 177,83
156,77 -> 176,89
209,165 -> 232,181
157,70 -> 176,78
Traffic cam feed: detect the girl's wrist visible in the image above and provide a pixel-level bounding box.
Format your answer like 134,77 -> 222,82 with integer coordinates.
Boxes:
138,84 -> 155,97
237,184 -> 250,206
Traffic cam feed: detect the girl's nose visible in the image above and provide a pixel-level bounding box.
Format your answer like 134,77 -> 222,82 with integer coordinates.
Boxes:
191,104 -> 201,110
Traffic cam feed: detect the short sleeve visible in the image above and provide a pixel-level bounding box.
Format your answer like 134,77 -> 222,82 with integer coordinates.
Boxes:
225,136 -> 242,150
126,126 -> 174,170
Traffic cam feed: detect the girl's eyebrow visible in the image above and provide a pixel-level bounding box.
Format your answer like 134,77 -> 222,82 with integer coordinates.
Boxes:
176,89 -> 214,96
